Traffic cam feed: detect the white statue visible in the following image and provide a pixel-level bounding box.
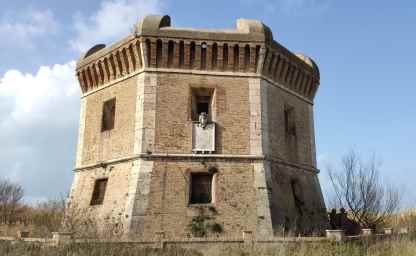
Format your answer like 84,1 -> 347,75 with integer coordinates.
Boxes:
198,112 -> 208,129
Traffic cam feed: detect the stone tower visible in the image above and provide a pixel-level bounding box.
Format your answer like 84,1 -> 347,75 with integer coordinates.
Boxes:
69,15 -> 327,240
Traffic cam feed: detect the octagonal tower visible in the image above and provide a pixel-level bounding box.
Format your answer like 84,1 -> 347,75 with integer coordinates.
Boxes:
68,15 -> 327,240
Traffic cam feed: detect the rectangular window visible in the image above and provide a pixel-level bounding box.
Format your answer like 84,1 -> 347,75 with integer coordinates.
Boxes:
191,88 -> 214,121
190,173 -> 213,204
284,106 -> 296,136
101,98 -> 116,132
284,105 -> 298,162
90,178 -> 108,205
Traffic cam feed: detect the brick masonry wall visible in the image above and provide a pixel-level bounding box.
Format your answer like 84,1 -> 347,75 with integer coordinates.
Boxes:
153,73 -> 251,155
268,162 -> 327,234
81,77 -> 138,166
265,80 -> 314,166
70,71 -> 326,239
138,159 -> 258,240
69,162 -> 133,228
264,80 -> 327,234
69,15 -> 328,240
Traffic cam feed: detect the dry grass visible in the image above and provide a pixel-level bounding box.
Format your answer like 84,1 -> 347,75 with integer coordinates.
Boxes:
1,200 -> 415,255
0,242 -> 201,256
0,238 -> 415,256
389,209 -> 416,235
0,198 -> 65,238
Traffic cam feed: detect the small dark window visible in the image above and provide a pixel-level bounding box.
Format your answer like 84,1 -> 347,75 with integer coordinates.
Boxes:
212,43 -> 218,69
284,106 -> 296,136
190,173 -> 213,204
90,178 -> 108,205
285,105 -> 298,162
190,42 -> 196,68
200,42 -> 207,70
179,41 -> 184,68
197,98 -> 210,115
101,98 -> 116,131
222,44 -> 228,70
167,41 -> 174,68
191,88 -> 213,121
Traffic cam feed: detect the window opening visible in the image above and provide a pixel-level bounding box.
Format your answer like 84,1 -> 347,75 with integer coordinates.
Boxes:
90,178 -> 108,205
190,173 -> 213,204
101,98 -> 116,131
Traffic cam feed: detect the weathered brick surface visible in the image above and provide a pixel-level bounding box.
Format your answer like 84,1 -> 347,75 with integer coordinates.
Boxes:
68,15 -> 327,240
69,162 -> 132,223
81,78 -> 138,166
266,81 -> 314,166
140,160 -> 257,240
154,73 -> 250,155
264,80 -> 326,234
268,162 -> 327,234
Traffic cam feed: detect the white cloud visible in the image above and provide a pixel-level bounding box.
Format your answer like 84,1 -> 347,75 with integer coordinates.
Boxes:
70,0 -> 163,52
0,9 -> 58,49
0,62 -> 80,200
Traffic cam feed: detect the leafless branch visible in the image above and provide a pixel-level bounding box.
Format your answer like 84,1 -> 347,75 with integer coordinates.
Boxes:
327,150 -> 401,229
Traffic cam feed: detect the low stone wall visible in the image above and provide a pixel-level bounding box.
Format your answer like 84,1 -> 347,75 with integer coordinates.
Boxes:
0,229 -> 399,250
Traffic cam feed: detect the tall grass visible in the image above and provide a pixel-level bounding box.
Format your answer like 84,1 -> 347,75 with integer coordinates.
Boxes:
0,242 -> 201,256
0,238 -> 415,256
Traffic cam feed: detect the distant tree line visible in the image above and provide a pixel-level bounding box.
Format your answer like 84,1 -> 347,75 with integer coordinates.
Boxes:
0,179 -> 24,224
0,178 -> 65,236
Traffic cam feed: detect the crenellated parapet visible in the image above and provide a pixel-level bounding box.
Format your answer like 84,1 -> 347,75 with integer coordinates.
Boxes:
76,15 -> 320,100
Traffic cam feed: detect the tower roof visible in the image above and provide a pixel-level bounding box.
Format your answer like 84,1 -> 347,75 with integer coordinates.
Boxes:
76,15 -> 320,101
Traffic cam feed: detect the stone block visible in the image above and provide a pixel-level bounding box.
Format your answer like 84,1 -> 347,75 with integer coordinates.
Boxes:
192,122 -> 215,153
398,227 -> 408,234
361,228 -> 372,236
384,228 -> 393,235
326,230 -> 345,242
243,230 -> 254,244
52,232 -> 73,244
16,230 -> 30,239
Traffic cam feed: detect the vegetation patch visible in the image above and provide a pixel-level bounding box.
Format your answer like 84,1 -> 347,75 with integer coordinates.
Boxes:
188,215 -> 224,238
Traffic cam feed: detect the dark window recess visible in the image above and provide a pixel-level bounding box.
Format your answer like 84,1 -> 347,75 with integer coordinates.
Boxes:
284,105 -> 298,162
197,101 -> 209,115
191,88 -> 213,121
90,178 -> 108,205
101,98 -> 116,131
284,106 -> 296,136
190,173 -> 213,204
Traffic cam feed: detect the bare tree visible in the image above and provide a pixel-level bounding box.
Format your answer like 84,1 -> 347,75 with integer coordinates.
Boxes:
328,151 -> 401,230
0,178 -> 24,224
30,197 -> 66,235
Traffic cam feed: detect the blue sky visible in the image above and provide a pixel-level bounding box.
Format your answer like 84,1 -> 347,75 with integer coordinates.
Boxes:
0,0 -> 415,207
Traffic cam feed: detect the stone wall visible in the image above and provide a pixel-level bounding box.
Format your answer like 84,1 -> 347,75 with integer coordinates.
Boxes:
69,162 -> 132,226
265,80 -> 315,166
263,79 -> 327,234
268,162 -> 327,235
133,159 -> 258,240
80,76 -> 138,166
154,73 -> 251,154
68,15 -> 327,240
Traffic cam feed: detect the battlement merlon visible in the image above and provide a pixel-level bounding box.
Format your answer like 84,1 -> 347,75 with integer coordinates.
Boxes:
75,15 -> 320,101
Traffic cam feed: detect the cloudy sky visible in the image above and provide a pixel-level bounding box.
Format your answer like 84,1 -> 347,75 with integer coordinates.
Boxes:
0,0 -> 415,206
